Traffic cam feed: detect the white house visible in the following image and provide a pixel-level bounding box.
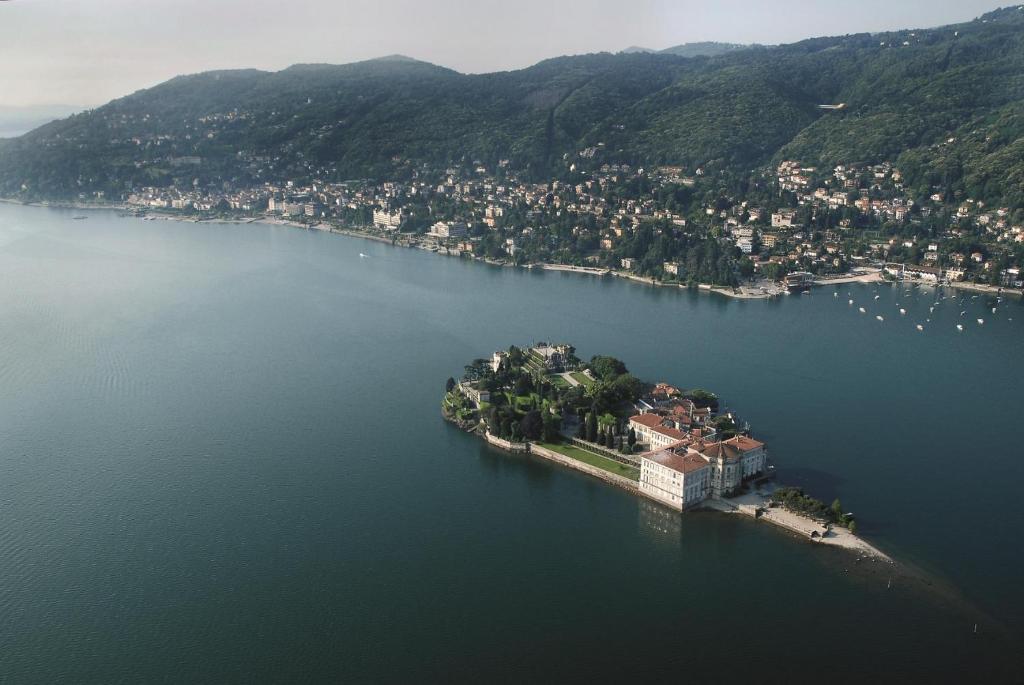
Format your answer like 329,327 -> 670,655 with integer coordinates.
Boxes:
639,448 -> 710,511
430,221 -> 469,239
697,435 -> 767,497
373,208 -> 404,230
629,414 -> 688,451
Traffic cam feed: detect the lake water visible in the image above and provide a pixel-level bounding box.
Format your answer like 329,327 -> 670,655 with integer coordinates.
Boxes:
1,204 -> 1021,682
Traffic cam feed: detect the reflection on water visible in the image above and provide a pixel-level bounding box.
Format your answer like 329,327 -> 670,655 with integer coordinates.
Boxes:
637,499 -> 681,549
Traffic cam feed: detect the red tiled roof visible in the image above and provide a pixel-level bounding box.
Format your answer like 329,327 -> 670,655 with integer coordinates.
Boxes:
725,435 -> 764,452
651,424 -> 687,440
630,413 -> 666,428
699,441 -> 741,462
646,449 -> 709,474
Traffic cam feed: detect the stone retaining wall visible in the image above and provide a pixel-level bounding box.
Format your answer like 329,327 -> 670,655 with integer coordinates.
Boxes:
484,431 -> 529,453
528,443 -> 639,495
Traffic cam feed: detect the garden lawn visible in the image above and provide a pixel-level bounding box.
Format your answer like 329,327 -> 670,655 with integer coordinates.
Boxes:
569,371 -> 594,388
548,374 -> 571,389
536,441 -> 639,481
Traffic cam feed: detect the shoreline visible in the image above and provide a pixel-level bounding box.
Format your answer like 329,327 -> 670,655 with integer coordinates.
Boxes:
3,198 -> 1018,300
486,429 -> 1002,634
476,427 -> 894,564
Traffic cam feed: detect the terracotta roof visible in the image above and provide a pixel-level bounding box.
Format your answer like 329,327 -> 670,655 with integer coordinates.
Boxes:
699,441 -> 741,462
630,413 -> 667,428
645,449 -> 709,474
725,435 -> 764,452
651,424 -> 687,440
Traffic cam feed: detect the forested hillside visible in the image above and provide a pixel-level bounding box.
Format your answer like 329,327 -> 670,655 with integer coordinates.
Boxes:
1,7 -> 1022,206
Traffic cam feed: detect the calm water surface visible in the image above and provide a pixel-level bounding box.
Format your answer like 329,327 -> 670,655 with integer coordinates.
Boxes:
1,204 -> 1022,682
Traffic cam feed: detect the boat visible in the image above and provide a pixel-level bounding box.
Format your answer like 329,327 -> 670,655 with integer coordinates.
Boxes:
992,307 -> 997,313
876,315 -> 884,322
977,318 -> 984,325
929,306 -> 934,313
359,253 -> 369,258
833,292 -> 838,298
899,308 -> 906,315
916,324 -> 924,331
874,295 -> 880,300
848,299 -> 854,305
72,215 -> 88,220
960,311 -> 966,317
859,307 -> 866,313
957,324 -> 964,331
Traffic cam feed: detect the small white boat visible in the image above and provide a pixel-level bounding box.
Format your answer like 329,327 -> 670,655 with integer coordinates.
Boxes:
957,324 -> 964,331
929,306 -> 934,313
992,307 -> 997,313
960,311 -> 966,317
876,315 -> 884,322
849,299 -> 854,305
859,307 -> 866,313
359,253 -> 369,258
977,318 -> 984,325
900,308 -> 906,315
834,292 -> 839,298
874,295 -> 880,300
916,324 -> 924,331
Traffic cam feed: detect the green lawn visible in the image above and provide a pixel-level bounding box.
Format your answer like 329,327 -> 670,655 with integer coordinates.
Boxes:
536,441 -> 639,481
548,374 -> 571,389
569,371 -> 594,388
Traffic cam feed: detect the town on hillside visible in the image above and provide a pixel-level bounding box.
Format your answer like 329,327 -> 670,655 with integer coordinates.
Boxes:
111,151 -> 1024,296
443,343 -> 877,555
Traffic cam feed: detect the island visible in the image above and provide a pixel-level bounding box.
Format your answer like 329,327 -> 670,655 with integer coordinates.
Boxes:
444,342 -> 890,560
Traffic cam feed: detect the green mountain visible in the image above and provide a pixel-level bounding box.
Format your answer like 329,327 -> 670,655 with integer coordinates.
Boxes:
2,7 -> 1023,206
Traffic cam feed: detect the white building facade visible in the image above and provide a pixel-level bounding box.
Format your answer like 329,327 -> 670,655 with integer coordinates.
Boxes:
639,449 -> 710,511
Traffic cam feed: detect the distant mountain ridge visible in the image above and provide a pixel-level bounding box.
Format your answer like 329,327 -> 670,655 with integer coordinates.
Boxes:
0,105 -> 84,139
621,42 -> 751,58
1,6 -> 1023,207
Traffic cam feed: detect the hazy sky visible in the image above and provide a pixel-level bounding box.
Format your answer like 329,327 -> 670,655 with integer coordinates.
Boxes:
0,0 -> 1005,107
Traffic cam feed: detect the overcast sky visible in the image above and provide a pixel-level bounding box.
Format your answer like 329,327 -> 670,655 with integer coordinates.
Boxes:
0,0 -> 1005,107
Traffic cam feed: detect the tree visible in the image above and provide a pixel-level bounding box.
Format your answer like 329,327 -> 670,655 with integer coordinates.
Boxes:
687,388 -> 719,410
542,412 -> 561,442
589,355 -> 628,380
627,427 -> 636,447
711,415 -> 737,439
520,410 -> 543,441
445,377 -> 456,393
831,498 -> 843,520
847,520 -> 858,535
586,412 -> 598,443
